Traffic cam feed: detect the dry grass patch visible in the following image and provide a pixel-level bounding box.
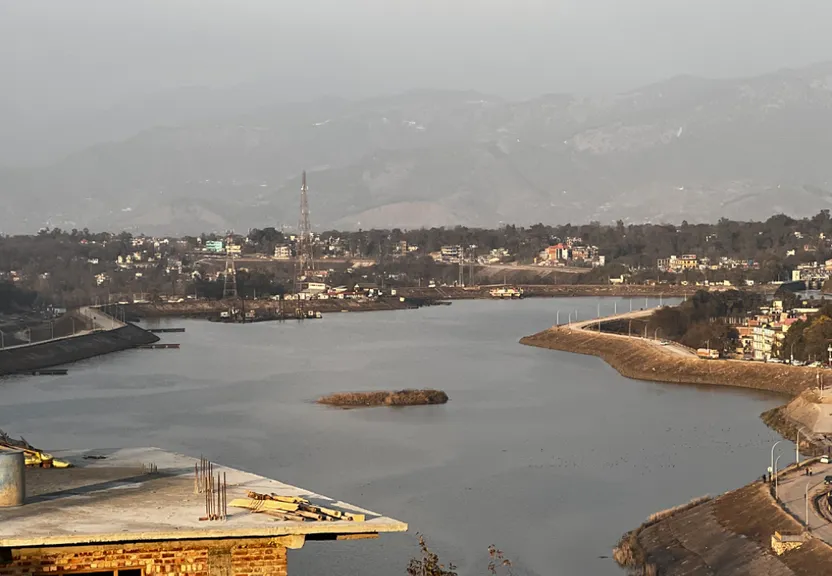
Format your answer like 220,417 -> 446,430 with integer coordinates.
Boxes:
645,495 -> 711,524
317,389 -> 449,407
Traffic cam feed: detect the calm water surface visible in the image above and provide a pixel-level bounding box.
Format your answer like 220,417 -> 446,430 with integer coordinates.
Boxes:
0,298 -> 788,576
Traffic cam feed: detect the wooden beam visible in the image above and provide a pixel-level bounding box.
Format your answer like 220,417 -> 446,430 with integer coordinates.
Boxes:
336,533 -> 379,541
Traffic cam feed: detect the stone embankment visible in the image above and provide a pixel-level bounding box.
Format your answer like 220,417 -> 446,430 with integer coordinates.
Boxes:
0,313 -> 158,376
521,325 -> 818,396
615,481 -> 832,575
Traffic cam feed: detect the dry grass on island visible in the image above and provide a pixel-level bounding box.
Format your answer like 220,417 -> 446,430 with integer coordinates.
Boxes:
317,389 -> 449,408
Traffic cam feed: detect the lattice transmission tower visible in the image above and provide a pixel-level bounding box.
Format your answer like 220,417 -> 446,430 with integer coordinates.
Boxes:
296,171 -> 315,280
222,236 -> 238,299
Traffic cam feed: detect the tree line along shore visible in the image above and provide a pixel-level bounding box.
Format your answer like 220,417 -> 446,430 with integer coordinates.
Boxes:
123,283 -> 730,319
4,210 -> 830,310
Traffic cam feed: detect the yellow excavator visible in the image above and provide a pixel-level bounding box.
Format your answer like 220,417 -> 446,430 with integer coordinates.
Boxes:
0,429 -> 72,468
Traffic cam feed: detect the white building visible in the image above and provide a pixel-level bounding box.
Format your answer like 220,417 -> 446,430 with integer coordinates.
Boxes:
274,245 -> 292,260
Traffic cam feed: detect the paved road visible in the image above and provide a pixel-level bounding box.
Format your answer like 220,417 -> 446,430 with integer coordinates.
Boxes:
777,461 -> 832,544
563,308 -> 698,358
1,307 -> 124,351
481,263 -> 586,275
652,340 -> 698,358
78,306 -> 125,331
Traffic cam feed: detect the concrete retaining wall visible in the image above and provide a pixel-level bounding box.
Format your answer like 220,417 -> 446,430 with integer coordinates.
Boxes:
0,323 -> 158,376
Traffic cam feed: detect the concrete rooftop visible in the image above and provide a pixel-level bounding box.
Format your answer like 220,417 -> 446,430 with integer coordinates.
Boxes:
0,447 -> 407,548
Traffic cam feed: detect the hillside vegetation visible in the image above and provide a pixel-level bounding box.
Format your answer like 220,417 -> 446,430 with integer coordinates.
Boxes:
8,64 -> 832,233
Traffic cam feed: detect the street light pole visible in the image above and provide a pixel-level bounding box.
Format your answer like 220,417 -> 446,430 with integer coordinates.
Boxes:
806,479 -> 811,530
556,310 -> 560,326
771,440 -> 782,483
775,454 -> 783,500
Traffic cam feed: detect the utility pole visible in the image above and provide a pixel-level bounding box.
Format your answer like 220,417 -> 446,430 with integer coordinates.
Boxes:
469,245 -> 476,286
458,247 -> 464,287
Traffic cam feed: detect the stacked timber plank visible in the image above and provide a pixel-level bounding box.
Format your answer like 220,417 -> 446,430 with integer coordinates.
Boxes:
0,429 -> 72,468
230,491 -> 366,522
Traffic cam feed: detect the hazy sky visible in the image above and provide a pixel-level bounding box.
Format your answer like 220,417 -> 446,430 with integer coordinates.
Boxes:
3,0 -> 832,112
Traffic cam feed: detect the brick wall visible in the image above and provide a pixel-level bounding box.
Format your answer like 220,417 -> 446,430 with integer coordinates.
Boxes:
2,538 -> 289,576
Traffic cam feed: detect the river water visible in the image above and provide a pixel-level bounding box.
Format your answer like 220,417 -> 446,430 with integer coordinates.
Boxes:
0,298 -> 789,576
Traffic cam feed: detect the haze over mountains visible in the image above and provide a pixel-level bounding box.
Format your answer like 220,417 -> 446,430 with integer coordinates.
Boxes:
5,63 -> 832,235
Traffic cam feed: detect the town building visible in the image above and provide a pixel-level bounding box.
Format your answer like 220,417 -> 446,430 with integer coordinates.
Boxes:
751,325 -> 777,361
486,248 -> 511,263
274,245 -> 292,260
204,240 -> 224,254
440,245 -> 462,263
546,243 -> 570,261
657,254 -> 699,272
0,447 -> 406,576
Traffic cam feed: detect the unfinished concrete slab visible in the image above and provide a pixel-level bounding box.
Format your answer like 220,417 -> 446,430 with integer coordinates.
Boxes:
0,447 -> 407,548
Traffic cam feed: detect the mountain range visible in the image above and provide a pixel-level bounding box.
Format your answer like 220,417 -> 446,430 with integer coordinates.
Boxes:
5,63 -> 832,235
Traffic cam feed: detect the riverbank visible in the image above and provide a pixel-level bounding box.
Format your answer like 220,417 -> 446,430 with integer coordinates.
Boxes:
127,297 -> 428,318
129,283 -> 743,319
0,322 -> 158,376
397,283 -> 728,300
523,316 -> 832,573
520,325 -> 818,396
615,479 -> 832,575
